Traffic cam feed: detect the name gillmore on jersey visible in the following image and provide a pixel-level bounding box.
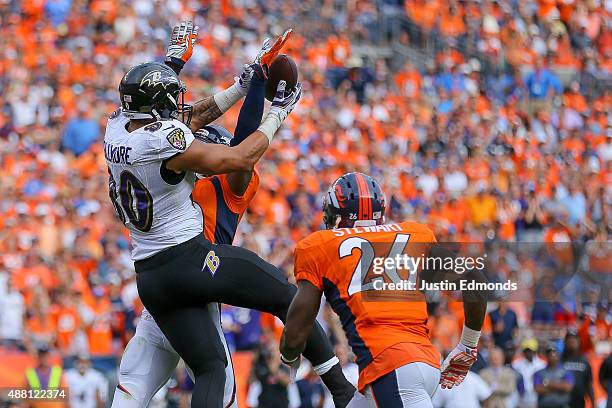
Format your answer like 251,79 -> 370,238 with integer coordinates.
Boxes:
104,141 -> 133,165
104,114 -> 202,260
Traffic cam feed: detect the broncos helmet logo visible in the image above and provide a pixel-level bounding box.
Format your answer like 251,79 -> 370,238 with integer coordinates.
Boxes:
334,183 -> 347,208
140,71 -> 179,89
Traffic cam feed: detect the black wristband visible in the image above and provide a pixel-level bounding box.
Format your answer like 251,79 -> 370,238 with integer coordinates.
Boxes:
164,57 -> 185,75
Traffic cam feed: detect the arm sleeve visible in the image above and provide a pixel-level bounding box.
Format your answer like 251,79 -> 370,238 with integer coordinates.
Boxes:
231,74 -> 265,146
294,240 -> 325,291
165,58 -> 185,75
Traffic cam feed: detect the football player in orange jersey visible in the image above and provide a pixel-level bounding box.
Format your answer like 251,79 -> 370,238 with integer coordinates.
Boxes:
280,172 -> 488,408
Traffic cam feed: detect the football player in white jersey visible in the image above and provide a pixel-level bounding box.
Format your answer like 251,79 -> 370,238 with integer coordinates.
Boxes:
65,355 -> 109,408
106,22 -> 355,408
109,24 -> 284,408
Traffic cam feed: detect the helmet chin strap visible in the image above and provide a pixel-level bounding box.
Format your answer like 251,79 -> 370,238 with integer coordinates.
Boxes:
166,92 -> 178,109
334,215 -> 342,228
151,109 -> 161,121
122,110 -> 155,120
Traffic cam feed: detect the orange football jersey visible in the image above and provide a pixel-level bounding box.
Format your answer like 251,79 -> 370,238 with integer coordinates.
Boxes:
192,171 -> 259,245
294,221 -> 441,391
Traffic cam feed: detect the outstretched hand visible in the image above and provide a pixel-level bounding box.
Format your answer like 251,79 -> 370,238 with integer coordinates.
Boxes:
166,21 -> 199,64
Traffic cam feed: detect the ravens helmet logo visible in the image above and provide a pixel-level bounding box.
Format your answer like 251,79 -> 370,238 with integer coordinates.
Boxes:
140,71 -> 178,89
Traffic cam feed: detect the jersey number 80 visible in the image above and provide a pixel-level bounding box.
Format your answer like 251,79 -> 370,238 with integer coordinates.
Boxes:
108,170 -> 154,232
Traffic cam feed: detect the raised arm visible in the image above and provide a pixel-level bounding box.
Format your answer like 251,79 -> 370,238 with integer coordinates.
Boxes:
188,67 -> 255,132
189,97 -> 224,132
167,80 -> 301,176
225,64 -> 267,195
189,29 -> 291,131
163,20 -> 252,131
164,21 -> 291,133
166,131 -> 269,174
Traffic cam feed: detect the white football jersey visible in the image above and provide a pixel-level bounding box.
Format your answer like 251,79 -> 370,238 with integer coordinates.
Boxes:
65,368 -> 108,408
104,109 -> 203,260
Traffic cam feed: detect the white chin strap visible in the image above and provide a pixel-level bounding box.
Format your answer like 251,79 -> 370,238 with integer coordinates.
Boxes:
166,92 -> 178,109
122,110 -> 155,120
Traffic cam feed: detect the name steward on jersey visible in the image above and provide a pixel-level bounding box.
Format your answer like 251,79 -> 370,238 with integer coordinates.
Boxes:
104,141 -> 132,165
332,223 -> 403,237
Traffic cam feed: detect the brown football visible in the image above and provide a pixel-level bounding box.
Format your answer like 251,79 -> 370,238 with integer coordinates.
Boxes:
265,54 -> 298,101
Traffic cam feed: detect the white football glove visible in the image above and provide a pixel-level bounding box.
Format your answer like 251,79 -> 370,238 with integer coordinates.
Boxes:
269,80 -> 302,122
439,343 -> 478,389
165,21 -> 199,64
255,29 -> 293,71
257,80 -> 302,142
233,63 -> 260,97
213,63 -> 263,113
232,30 -> 291,95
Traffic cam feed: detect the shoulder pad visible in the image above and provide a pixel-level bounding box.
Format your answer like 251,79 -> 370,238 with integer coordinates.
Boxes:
142,119 -> 189,136
143,119 -> 192,152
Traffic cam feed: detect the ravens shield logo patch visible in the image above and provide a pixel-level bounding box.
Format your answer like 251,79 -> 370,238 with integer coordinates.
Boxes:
166,128 -> 186,150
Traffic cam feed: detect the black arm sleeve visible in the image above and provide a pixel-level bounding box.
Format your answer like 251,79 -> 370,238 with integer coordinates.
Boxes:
231,70 -> 265,146
165,57 -> 185,76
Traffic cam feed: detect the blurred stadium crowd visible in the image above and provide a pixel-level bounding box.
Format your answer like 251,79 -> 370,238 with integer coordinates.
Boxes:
0,0 -> 610,407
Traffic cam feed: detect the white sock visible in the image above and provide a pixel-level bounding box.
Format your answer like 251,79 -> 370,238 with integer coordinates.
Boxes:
313,356 -> 340,376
